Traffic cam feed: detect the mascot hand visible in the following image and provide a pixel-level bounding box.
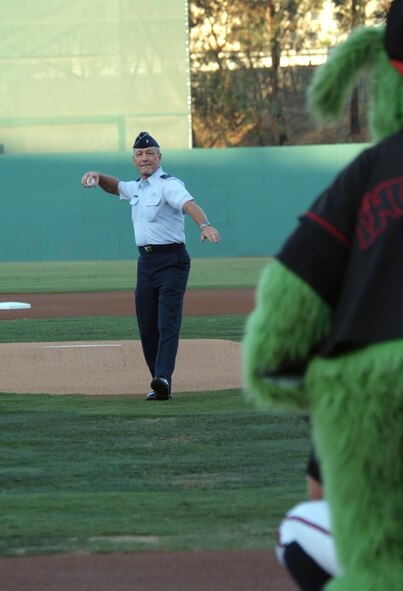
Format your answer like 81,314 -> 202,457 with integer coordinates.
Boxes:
243,260 -> 331,410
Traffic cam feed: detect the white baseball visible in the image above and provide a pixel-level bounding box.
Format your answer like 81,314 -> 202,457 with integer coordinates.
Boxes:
86,177 -> 96,187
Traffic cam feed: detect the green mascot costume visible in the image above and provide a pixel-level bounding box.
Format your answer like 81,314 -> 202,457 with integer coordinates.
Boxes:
243,1 -> 403,589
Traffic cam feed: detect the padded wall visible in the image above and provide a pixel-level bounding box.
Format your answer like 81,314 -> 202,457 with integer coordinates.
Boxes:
0,144 -> 368,261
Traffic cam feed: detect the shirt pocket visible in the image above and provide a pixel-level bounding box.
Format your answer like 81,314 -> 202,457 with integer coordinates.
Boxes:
145,193 -> 161,222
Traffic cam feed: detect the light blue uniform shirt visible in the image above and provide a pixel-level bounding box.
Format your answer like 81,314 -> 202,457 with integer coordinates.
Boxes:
118,167 -> 193,246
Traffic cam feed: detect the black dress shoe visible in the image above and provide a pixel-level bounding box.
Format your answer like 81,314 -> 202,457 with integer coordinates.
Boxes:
146,390 -> 173,401
150,377 -> 171,400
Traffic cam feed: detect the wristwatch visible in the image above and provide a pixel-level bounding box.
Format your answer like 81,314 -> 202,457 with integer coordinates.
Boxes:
200,222 -> 211,229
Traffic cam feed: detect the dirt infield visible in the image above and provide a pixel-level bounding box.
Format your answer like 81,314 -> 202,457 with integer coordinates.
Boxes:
0,550 -> 296,591
0,288 -> 256,320
0,288 -> 296,591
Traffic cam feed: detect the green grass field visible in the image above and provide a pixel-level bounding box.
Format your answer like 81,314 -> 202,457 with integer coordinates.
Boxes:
0,257 -> 310,557
0,257 -> 271,293
0,392 -> 310,557
0,315 -> 245,343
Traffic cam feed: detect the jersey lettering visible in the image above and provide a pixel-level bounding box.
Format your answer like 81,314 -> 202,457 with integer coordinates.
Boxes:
355,177 -> 403,250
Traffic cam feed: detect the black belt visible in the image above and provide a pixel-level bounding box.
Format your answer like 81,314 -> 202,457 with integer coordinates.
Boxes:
138,243 -> 184,254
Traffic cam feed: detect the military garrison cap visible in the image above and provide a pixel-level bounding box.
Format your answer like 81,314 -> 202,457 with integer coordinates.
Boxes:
133,131 -> 160,149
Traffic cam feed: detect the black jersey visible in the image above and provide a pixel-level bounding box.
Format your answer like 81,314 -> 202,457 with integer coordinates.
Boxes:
277,130 -> 403,356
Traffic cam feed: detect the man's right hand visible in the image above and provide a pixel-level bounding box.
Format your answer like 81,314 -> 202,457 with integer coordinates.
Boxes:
81,172 -> 99,188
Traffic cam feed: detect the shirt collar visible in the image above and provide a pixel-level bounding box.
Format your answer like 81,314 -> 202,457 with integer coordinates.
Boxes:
139,166 -> 164,187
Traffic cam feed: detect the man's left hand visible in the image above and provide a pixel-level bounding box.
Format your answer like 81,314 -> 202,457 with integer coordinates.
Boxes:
201,226 -> 221,243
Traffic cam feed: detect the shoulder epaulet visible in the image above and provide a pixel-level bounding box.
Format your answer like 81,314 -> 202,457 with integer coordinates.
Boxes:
160,173 -> 172,179
136,177 -> 141,182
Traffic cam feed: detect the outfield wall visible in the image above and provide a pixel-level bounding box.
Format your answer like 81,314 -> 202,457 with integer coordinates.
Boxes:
1,144 -> 368,262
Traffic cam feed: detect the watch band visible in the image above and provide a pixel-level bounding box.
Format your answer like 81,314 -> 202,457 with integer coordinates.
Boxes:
200,222 -> 211,229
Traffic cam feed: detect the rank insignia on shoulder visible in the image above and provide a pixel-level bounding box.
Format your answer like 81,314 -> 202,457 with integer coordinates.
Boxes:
160,173 -> 172,179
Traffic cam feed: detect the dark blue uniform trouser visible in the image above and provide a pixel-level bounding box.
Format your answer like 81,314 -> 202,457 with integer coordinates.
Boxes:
135,244 -> 191,391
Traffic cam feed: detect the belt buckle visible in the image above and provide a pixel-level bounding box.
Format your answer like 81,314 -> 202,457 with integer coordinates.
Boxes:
144,245 -> 152,253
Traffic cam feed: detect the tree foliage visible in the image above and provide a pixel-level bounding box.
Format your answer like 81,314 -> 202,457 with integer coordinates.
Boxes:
332,0 -> 389,29
189,0 -> 389,146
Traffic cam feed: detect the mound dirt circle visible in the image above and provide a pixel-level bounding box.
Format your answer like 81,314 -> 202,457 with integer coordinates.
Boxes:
0,339 -> 242,395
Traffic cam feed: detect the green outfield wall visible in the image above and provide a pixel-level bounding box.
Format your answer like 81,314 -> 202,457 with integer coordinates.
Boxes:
1,144 -> 368,262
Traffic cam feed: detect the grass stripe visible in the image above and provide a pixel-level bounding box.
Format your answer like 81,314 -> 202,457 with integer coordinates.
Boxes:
0,315 -> 246,344
0,258 -> 271,293
0,391 -> 310,556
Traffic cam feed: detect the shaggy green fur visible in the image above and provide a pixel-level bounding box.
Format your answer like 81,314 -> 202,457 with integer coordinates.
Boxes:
307,340 -> 403,590
326,568 -> 403,591
244,262 -> 403,589
245,16 -> 403,589
243,260 -> 331,410
370,49 -> 403,140
308,26 -> 403,141
307,27 -> 383,124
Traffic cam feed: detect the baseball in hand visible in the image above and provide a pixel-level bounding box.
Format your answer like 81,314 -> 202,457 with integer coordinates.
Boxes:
86,177 -> 96,187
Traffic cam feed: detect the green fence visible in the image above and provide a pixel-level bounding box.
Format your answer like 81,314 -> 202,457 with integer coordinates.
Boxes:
1,144 -> 368,262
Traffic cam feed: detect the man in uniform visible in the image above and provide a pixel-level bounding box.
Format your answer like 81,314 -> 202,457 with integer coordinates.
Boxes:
81,131 -> 220,400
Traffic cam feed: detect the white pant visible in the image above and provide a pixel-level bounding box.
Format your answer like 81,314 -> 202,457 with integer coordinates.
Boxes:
276,500 -> 342,577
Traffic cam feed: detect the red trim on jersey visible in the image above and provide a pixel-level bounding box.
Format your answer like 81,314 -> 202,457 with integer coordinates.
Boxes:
306,211 -> 352,248
390,59 -> 403,75
284,515 -> 332,537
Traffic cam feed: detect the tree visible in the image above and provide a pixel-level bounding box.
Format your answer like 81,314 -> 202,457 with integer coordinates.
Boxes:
189,0 -> 247,146
189,1 -> 389,146
190,0 -> 324,147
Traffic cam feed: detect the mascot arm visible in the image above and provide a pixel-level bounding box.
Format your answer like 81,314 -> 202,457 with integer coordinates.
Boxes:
243,259 -> 331,410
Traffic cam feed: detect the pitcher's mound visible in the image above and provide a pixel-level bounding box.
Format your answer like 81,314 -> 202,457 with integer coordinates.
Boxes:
0,339 -> 242,395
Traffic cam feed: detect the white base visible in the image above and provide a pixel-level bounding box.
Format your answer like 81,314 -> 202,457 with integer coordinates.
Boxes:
0,302 -> 31,310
